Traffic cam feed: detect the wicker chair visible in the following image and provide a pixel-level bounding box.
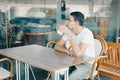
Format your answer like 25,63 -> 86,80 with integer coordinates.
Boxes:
86,35 -> 107,80
46,41 -> 57,48
0,58 -> 13,80
70,35 -> 107,80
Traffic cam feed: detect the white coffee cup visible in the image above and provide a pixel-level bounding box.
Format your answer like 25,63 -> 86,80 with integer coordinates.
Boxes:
57,22 -> 67,35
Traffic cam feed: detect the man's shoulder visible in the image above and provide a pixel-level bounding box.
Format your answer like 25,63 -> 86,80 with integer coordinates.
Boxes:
83,27 -> 93,34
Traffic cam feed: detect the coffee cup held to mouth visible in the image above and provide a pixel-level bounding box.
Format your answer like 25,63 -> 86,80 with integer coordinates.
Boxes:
57,22 -> 67,35
57,25 -> 66,35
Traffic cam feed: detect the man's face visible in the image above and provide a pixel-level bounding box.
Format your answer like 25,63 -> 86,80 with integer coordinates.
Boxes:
67,15 -> 77,30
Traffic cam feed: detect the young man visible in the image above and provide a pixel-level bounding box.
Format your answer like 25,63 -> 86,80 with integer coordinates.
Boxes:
55,11 -> 95,80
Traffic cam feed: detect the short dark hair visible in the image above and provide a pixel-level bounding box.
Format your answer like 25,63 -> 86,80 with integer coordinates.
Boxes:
70,11 -> 84,26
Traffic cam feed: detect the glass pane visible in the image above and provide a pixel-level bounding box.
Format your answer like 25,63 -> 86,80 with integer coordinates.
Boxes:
0,0 -> 57,48
0,0 -> 120,49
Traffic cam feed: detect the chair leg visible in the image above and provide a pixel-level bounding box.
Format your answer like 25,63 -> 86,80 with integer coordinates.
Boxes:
96,74 -> 100,80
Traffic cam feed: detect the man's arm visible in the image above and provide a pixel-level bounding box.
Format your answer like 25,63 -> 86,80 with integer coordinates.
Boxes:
55,38 -> 73,56
69,39 -> 88,57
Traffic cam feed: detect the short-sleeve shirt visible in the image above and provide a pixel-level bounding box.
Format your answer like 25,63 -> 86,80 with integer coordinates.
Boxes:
62,27 -> 95,64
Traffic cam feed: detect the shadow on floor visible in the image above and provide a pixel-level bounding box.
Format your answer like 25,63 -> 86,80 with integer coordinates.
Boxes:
99,74 -> 114,80
12,65 -> 114,80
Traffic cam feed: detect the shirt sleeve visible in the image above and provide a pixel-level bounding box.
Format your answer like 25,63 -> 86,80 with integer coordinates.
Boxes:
80,32 -> 93,44
62,34 -> 69,41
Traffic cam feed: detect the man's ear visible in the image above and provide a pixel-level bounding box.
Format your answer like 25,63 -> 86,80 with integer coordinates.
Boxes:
76,21 -> 79,25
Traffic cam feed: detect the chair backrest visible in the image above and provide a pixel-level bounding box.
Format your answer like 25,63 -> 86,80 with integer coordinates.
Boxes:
94,35 -> 107,57
0,58 -> 13,80
102,42 -> 120,69
116,37 -> 120,43
46,41 -> 57,48
89,35 -> 107,79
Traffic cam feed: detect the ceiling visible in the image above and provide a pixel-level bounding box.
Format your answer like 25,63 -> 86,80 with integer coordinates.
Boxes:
0,0 -> 113,5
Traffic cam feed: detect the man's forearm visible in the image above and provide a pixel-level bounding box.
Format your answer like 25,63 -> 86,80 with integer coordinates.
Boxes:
69,39 -> 82,57
55,45 -> 68,53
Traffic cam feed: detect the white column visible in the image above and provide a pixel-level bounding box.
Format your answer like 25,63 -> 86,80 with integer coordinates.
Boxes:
56,0 -> 62,29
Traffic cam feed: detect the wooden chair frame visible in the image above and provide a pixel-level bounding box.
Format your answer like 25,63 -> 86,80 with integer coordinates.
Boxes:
46,41 -> 57,48
94,35 -> 108,56
87,35 -> 107,80
116,37 -> 120,43
89,56 -> 107,80
99,42 -> 120,79
0,58 -> 13,80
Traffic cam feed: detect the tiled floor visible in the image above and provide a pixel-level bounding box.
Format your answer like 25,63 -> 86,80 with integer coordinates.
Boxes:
12,64 -> 114,80
99,75 -> 114,80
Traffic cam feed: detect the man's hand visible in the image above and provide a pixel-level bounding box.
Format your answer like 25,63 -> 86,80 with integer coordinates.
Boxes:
58,25 -> 72,37
66,50 -> 74,56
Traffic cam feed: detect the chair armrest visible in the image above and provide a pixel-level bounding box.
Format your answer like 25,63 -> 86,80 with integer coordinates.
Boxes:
46,41 -> 57,48
0,58 -> 13,79
89,55 -> 107,79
